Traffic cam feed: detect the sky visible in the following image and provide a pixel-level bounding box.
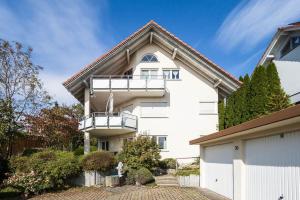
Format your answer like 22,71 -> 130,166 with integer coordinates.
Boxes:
0,0 -> 299,104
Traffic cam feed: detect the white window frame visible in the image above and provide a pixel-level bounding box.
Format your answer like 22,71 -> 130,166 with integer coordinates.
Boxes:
141,69 -> 158,79
163,69 -> 180,80
151,135 -> 167,150
140,102 -> 169,118
199,101 -> 218,115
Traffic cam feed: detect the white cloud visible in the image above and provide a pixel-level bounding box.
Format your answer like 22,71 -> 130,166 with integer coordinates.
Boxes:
0,0 -> 108,104
215,0 -> 300,52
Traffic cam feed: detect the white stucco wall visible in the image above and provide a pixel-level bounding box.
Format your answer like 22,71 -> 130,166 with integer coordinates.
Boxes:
113,44 -> 219,159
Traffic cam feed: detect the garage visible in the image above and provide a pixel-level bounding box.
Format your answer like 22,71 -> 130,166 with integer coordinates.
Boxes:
205,143 -> 233,199
245,131 -> 300,200
190,105 -> 300,200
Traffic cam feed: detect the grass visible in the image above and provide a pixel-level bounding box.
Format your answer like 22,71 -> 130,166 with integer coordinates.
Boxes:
175,168 -> 200,176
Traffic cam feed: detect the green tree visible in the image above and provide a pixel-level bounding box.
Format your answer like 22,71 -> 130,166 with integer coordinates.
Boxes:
218,100 -> 225,130
248,65 -> 269,119
224,93 -> 235,128
266,62 -> 290,112
239,74 -> 251,123
117,136 -> 160,170
0,40 -> 51,158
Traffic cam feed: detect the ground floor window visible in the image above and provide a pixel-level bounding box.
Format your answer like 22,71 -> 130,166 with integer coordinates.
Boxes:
101,141 -> 109,151
152,135 -> 167,150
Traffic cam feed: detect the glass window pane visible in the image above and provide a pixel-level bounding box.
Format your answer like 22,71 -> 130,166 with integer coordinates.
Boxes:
141,70 -> 149,79
141,54 -> 158,62
158,136 -> 167,149
172,70 -> 179,79
150,70 -> 158,79
163,70 -> 170,79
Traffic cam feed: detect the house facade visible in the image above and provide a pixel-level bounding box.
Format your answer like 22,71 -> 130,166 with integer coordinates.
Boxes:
258,22 -> 300,103
63,21 -> 240,159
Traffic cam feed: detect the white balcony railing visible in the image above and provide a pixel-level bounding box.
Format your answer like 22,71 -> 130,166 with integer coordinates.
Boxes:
79,112 -> 137,131
91,75 -> 166,91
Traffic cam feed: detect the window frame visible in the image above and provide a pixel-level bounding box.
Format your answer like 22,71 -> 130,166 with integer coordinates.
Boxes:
151,135 -> 168,150
141,69 -> 158,79
199,101 -> 218,115
140,102 -> 169,118
163,69 -> 180,80
141,54 -> 158,63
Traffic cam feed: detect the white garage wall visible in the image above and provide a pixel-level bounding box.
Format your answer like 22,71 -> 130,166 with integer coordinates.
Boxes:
205,143 -> 234,199
245,131 -> 300,200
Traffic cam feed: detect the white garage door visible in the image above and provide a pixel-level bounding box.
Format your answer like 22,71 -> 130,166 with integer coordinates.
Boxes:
245,131 -> 300,200
205,143 -> 233,199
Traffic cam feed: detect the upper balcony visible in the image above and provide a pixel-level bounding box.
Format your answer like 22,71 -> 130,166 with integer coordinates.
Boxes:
91,75 -> 165,94
79,112 -> 137,136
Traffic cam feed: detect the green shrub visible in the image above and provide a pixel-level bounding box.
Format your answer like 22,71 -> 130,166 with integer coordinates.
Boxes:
175,167 -> 200,176
0,186 -> 21,198
22,148 -> 41,157
135,167 -> 154,185
125,168 -> 137,185
81,151 -> 116,172
117,136 -> 160,170
159,158 -> 176,169
7,149 -> 81,195
0,156 -> 9,184
73,145 -> 97,156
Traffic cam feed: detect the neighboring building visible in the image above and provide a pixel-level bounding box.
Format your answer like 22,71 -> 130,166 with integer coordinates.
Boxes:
190,104 -> 300,200
258,22 -> 300,103
63,20 -> 240,159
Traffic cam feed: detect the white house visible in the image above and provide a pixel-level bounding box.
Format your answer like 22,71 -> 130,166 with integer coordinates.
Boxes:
258,22 -> 300,103
63,20 -> 240,159
190,104 -> 300,200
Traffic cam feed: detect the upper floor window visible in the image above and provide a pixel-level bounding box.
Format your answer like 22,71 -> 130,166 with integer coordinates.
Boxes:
141,54 -> 158,62
199,101 -> 217,115
163,69 -> 180,80
141,69 -> 158,79
281,36 -> 300,57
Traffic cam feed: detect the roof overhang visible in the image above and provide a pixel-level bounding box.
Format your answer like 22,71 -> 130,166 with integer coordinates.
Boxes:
190,104 -> 300,145
63,20 -> 241,103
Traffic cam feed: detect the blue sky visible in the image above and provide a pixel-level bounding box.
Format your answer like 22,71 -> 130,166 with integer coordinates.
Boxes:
0,0 -> 299,104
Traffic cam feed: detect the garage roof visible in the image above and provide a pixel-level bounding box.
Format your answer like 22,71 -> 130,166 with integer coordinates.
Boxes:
190,104 -> 300,145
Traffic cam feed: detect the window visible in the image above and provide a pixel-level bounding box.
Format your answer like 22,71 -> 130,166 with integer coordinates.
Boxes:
199,101 -> 217,115
140,102 -> 168,118
101,141 -> 109,151
152,136 -> 167,150
281,36 -> 300,57
141,54 -> 158,62
163,69 -> 180,80
141,69 -> 158,79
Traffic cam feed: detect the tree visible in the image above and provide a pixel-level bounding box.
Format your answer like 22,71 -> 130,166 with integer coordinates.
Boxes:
248,65 -> 269,119
266,62 -> 290,112
218,100 -> 225,130
117,136 -> 160,170
25,103 -> 82,150
0,40 -> 50,158
224,93 -> 236,128
239,74 -> 251,123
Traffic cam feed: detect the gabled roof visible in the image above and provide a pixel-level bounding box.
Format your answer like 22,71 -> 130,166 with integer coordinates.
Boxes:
63,20 -> 241,88
258,22 -> 300,66
190,104 -> 300,145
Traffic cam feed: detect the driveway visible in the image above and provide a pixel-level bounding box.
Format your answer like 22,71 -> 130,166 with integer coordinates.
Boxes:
30,186 -> 214,200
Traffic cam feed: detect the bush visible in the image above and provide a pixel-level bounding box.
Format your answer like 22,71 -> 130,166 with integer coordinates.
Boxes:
125,168 -> 137,185
81,151 -> 116,172
73,145 -> 97,156
117,136 -> 160,170
0,186 -> 21,198
175,166 -> 200,176
22,148 -> 42,157
135,167 -> 154,185
7,149 -> 81,195
159,158 -> 176,169
0,156 -> 9,184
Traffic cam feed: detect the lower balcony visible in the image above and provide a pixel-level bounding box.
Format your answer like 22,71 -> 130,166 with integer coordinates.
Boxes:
79,112 -> 137,136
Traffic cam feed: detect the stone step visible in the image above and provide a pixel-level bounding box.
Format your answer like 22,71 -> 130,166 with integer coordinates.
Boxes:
157,183 -> 179,187
155,175 -> 179,186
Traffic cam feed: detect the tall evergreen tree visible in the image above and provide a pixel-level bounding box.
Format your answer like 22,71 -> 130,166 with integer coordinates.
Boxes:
266,62 -> 290,112
218,100 -> 225,130
240,74 -> 251,123
248,65 -> 269,119
224,93 -> 236,128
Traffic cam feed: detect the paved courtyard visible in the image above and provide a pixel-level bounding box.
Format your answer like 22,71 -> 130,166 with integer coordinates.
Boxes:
30,186 -> 214,200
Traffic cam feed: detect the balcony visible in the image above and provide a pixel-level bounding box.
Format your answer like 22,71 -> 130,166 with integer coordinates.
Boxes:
79,112 -> 137,136
90,75 -> 166,111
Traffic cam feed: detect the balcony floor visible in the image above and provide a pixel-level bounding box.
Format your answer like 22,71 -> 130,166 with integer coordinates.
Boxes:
87,127 -> 136,137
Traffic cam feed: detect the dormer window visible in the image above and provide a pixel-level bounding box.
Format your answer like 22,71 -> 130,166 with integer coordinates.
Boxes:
281,36 -> 300,57
141,54 -> 158,62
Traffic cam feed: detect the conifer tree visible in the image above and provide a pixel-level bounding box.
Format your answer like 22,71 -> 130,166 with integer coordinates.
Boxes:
240,74 -> 251,123
218,100 -> 225,130
266,62 -> 290,112
224,93 -> 236,128
248,65 -> 269,119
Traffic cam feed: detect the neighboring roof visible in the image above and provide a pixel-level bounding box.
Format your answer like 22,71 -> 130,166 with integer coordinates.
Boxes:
63,20 -> 241,87
258,22 -> 300,66
190,104 -> 300,145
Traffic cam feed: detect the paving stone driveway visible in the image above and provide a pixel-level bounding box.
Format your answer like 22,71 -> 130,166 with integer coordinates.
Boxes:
30,186 -> 212,200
